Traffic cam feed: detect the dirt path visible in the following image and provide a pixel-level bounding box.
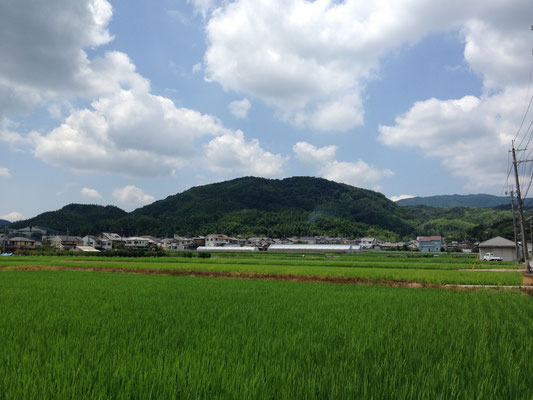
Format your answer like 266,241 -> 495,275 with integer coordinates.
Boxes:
459,268 -> 526,272
3,264 -> 533,295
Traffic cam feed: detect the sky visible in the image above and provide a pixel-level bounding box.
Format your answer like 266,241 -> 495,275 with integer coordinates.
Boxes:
1,0 -> 533,221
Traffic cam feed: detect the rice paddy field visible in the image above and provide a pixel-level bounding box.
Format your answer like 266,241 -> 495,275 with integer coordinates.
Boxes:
0,252 -> 526,286
1,252 -> 533,398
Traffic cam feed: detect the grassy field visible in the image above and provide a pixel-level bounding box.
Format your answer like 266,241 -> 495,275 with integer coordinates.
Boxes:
0,252 -> 524,286
1,270 -> 532,399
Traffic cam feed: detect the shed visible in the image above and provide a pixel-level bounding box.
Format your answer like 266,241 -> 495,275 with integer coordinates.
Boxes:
73,246 -> 100,252
478,236 -> 517,262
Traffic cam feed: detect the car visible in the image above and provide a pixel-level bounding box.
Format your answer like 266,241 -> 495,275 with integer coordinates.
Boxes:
482,252 -> 502,261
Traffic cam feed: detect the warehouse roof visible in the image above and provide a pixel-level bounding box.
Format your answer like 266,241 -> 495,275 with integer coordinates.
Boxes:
478,236 -> 516,248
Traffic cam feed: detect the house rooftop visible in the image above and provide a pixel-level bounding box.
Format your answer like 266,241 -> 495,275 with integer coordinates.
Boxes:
418,236 -> 443,242
478,236 -> 516,248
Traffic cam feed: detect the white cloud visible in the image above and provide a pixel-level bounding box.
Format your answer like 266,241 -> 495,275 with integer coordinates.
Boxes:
1,211 -> 25,222
167,9 -> 190,25
202,0 -> 450,132
378,88 -> 524,190
293,141 -> 337,164
319,160 -> 394,188
81,187 -> 102,199
113,185 -> 154,206
187,0 -> 216,17
228,98 -> 251,119
205,130 -> 287,176
203,0 -> 532,133
293,141 -> 393,189
0,3 -> 283,179
390,194 -> 415,202
0,0 -> 114,115
31,85 -> 232,176
0,168 -> 10,178
192,63 -> 203,73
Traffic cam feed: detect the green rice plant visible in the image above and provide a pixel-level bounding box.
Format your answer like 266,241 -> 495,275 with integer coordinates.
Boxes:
0,255 -> 523,285
0,271 -> 532,399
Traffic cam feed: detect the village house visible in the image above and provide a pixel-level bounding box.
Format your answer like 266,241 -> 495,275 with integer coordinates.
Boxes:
124,237 -> 152,249
205,234 -> 238,247
101,233 -> 124,248
7,237 -> 38,250
417,236 -> 443,252
48,236 -> 83,250
358,237 -> 384,249
82,235 -> 112,251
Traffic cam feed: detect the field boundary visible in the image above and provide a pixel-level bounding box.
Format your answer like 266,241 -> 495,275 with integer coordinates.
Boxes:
3,264 -> 533,294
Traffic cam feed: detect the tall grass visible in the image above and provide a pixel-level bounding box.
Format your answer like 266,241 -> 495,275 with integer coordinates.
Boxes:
0,271 -> 532,399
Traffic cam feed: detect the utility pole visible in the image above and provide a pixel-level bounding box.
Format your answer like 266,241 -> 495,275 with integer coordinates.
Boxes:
507,189 -> 521,263
511,142 -> 531,272
528,217 -> 533,260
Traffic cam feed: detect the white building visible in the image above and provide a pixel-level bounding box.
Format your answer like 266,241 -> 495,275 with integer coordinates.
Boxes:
197,246 -> 259,252
124,237 -> 152,249
358,237 -> 383,249
205,234 -> 237,247
268,244 -> 360,253
478,236 -> 517,262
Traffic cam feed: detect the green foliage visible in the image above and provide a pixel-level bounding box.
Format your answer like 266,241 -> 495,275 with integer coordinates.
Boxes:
9,204 -> 127,235
6,177 -> 524,241
1,271 -> 533,398
0,253 -> 522,286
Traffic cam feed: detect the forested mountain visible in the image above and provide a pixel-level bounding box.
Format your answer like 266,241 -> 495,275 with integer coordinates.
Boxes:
123,176 -> 413,238
7,177 -> 520,241
0,219 -> 10,227
8,204 -> 127,235
396,194 -> 533,208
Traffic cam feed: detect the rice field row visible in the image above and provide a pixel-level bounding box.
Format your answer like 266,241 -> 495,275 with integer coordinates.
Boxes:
0,254 -> 524,286
1,270 -> 532,399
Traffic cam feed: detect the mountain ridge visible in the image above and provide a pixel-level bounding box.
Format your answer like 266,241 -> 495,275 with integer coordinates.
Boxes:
7,176 -> 518,241
396,194 -> 533,208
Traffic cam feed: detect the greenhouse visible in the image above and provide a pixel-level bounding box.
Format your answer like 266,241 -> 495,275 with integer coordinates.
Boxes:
197,246 -> 260,252
267,244 -> 360,253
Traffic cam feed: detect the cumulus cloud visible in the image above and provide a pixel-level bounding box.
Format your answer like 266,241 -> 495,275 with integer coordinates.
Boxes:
113,185 -> 154,206
0,168 -> 10,178
0,2 -> 284,179
1,211 -> 25,222
205,131 -> 287,176
203,0 -> 532,134
81,187 -> 102,199
293,141 -> 393,189
390,194 -> 415,202
379,88 -> 523,190
32,64 -> 231,176
0,0 -> 114,115
187,0 -> 216,17
228,98 -> 251,119
293,141 -> 337,165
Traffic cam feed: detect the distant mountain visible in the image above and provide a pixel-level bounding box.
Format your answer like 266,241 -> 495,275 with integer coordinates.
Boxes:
126,176 -> 414,238
8,204 -> 128,235
0,219 -> 10,227
396,194 -> 531,208
6,177 -> 521,241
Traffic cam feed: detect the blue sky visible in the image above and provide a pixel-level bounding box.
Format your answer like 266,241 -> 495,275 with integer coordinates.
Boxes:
1,0 -> 532,221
